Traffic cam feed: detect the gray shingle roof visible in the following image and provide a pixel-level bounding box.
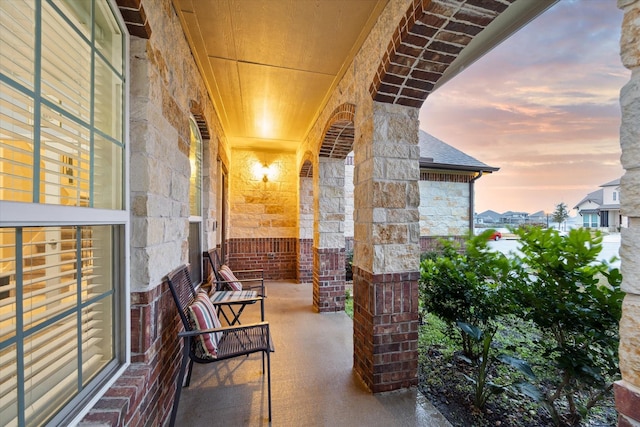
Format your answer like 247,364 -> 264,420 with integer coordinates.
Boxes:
419,130 -> 498,172
574,189 -> 603,209
600,178 -> 620,187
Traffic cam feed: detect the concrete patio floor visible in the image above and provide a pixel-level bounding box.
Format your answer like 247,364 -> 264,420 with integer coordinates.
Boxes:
175,280 -> 452,426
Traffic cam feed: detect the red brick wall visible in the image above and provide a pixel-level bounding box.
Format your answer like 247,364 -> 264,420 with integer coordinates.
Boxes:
227,237 -> 297,280
297,238 -> 313,283
81,282 -> 182,426
352,266 -> 419,392
313,247 -> 346,312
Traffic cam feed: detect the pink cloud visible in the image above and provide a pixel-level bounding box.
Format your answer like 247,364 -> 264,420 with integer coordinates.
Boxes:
419,0 -> 629,215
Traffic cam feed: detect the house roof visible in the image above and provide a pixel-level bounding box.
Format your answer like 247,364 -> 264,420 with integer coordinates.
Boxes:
600,178 -> 620,187
574,189 -> 603,210
477,210 -> 501,220
598,204 -> 621,210
418,131 -> 499,173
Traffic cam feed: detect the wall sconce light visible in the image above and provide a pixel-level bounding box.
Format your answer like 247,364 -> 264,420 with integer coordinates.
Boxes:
253,162 -> 273,182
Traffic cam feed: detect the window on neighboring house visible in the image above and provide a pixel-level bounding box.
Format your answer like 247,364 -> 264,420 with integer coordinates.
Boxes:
582,213 -> 598,228
0,1 -> 127,425
613,191 -> 617,201
188,117 -> 203,285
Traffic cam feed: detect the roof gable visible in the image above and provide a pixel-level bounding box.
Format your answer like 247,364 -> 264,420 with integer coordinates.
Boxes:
419,130 -> 498,173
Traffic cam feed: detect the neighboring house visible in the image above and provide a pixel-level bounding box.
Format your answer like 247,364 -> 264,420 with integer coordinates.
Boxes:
418,131 -> 499,244
345,130 -> 499,251
574,179 -> 628,231
528,210 -> 548,226
500,211 -> 529,224
476,210 -> 501,224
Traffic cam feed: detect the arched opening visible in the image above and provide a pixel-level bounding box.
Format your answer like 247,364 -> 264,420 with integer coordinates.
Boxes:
313,104 -> 356,312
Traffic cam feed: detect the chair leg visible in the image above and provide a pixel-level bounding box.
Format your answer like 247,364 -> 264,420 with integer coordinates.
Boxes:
170,337 -> 191,427
266,349 -> 272,422
185,358 -> 195,387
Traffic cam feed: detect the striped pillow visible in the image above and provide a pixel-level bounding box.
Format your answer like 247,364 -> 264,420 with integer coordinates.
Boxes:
219,265 -> 243,291
187,291 -> 222,359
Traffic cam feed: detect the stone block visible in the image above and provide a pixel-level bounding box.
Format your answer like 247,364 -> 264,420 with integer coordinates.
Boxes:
373,224 -> 408,244
373,181 -> 407,208
620,77 -> 640,171
386,159 -> 420,180
619,294 -> 640,385
620,3 -> 640,69
622,170 -> 640,215
621,226 -> 640,292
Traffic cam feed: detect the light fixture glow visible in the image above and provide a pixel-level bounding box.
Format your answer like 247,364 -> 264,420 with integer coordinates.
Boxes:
253,161 -> 273,182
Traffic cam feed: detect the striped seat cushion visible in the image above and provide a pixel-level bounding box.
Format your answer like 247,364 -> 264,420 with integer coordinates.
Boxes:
218,265 -> 243,291
187,291 -> 222,359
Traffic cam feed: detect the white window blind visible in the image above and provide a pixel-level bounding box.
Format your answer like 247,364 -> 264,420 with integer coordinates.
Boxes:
0,1 -> 126,425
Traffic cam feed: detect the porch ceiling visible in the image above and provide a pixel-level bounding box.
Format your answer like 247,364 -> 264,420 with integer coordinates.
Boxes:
171,0 -> 556,153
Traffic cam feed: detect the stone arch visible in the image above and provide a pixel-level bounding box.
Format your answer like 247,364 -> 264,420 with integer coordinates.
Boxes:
319,103 -> 356,159
312,104 -> 356,311
370,0 -> 508,108
189,101 -> 211,139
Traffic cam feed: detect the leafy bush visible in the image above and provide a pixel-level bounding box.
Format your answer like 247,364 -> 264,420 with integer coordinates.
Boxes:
419,231 -> 513,358
345,250 -> 353,281
418,228 -> 622,423
508,227 -> 623,425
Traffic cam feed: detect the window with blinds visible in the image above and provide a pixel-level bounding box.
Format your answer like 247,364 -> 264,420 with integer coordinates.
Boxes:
0,226 -> 116,426
0,1 -> 126,425
189,117 -> 203,284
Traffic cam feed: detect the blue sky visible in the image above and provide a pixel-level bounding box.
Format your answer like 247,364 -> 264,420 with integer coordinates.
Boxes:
419,0 -> 630,215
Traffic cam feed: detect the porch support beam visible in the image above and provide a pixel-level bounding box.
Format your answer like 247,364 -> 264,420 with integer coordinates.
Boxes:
352,102 -> 421,392
313,158 -> 346,312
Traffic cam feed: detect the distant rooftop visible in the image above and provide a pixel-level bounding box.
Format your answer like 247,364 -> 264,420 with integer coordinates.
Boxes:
419,130 -> 499,173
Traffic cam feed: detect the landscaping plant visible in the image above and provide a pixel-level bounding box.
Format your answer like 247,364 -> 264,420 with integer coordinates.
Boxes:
509,227 -> 623,425
419,231 -> 513,359
456,321 -> 537,410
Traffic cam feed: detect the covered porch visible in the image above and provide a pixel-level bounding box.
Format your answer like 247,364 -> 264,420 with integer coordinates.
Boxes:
175,280 -> 452,426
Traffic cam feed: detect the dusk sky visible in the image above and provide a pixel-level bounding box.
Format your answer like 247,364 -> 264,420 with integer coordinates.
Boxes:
419,0 -> 630,216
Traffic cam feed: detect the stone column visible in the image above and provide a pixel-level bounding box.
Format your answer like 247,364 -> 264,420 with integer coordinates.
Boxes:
313,158 -> 346,312
298,175 -> 314,283
615,1 -> 640,425
352,102 -> 421,392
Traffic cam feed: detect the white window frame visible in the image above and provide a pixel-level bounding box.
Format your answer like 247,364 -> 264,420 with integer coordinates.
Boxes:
188,116 -> 204,285
0,0 -> 130,424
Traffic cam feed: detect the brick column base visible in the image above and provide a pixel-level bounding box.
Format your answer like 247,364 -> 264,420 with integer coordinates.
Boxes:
297,238 -> 313,283
352,266 -> 419,392
615,381 -> 640,426
313,247 -> 345,312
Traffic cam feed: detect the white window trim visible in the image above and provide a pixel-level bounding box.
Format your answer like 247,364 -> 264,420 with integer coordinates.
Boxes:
0,0 -> 131,423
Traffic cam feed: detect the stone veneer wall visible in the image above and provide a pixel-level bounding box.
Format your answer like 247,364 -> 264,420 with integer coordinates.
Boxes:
299,176 -> 314,282
229,148 -> 297,239
615,1 -> 640,425
419,172 -> 472,237
81,0 -> 224,424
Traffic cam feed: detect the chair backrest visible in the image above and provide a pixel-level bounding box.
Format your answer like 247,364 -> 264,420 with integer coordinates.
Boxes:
203,249 -> 225,289
166,264 -> 198,332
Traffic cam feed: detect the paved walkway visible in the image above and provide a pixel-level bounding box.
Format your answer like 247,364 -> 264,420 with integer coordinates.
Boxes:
176,280 -> 452,426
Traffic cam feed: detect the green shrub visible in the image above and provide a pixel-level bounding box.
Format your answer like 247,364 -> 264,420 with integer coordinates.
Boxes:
509,227 -> 623,425
419,231 -> 513,358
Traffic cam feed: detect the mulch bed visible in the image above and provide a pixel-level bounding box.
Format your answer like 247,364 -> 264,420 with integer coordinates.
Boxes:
419,347 -> 617,427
